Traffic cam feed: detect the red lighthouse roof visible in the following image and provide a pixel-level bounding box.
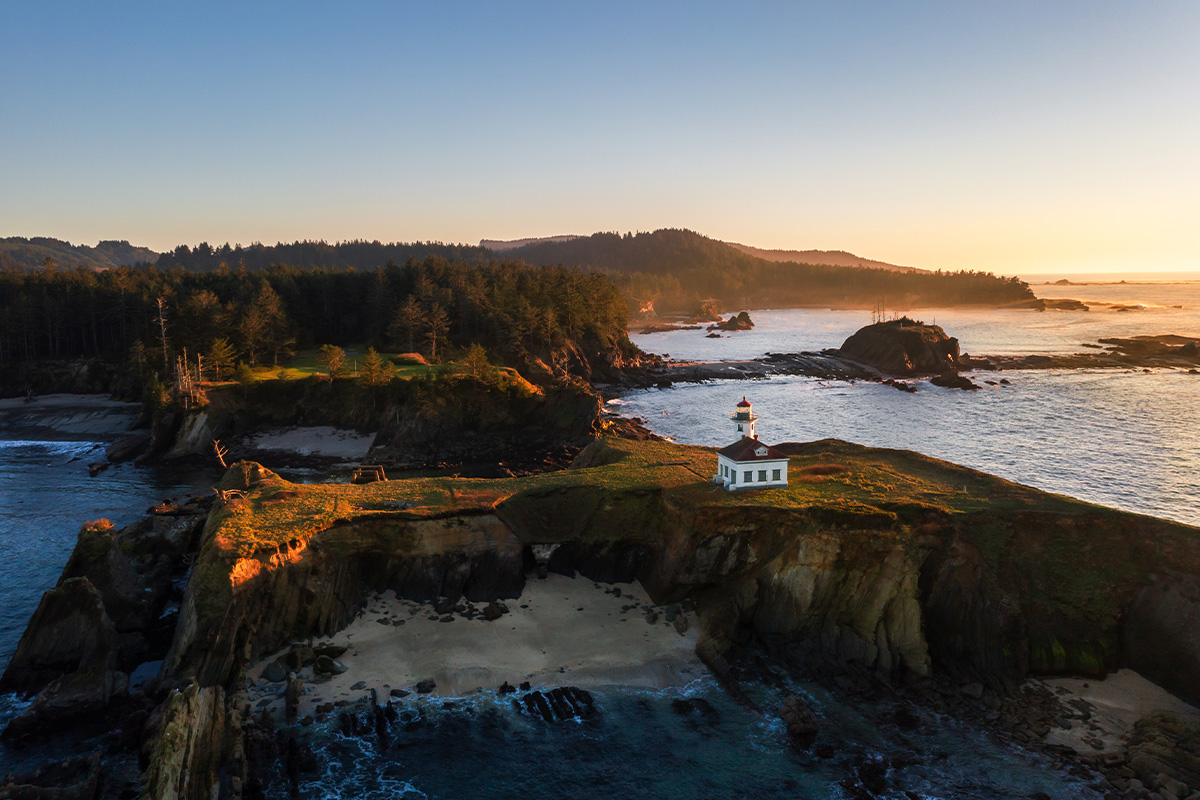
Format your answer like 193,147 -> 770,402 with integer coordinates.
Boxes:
736,397 -> 752,407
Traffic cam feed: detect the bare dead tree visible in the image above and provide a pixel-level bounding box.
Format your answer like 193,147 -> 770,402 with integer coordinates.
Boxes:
155,296 -> 170,369
212,439 -> 229,469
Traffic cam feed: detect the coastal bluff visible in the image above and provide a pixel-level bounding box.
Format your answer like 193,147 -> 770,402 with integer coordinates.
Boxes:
5,436 -> 1200,798
166,438 -> 1200,698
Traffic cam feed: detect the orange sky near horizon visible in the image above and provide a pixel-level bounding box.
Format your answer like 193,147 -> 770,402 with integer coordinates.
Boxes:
1,3 -> 1196,276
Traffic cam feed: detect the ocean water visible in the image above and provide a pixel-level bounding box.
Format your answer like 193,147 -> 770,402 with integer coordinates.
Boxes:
275,679 -> 1102,800
0,437 -> 212,775
625,279 -> 1200,526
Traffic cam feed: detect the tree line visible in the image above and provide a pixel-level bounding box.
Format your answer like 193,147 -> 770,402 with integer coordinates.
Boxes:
0,257 -> 633,386
506,229 -> 1036,312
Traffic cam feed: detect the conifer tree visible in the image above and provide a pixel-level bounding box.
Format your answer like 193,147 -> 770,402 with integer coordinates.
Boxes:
318,344 -> 347,380
359,347 -> 392,387
207,338 -> 238,379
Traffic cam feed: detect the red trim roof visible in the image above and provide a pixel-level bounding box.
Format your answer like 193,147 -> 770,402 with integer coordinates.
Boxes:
717,437 -> 787,461
736,397 -> 752,407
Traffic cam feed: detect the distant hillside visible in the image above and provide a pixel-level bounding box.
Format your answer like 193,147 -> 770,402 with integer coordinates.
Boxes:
481,235 -> 581,251
506,228 -> 1032,312
0,237 -> 159,271
155,239 -> 491,271
726,242 -> 923,273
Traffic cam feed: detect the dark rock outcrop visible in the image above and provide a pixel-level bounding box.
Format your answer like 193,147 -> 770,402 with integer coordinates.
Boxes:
0,577 -> 118,695
516,687 -> 595,722
835,318 -> 961,375
929,372 -> 979,391
0,752 -> 102,800
3,663 -> 125,743
142,683 -> 232,800
1123,572 -> 1200,705
1125,712 -> 1200,792
780,693 -> 818,750
57,520 -> 166,633
708,311 -> 754,332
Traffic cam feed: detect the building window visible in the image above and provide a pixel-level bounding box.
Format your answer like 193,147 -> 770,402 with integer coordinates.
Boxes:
772,469 -> 781,481
744,471 -> 752,483
758,470 -> 767,482
737,424 -> 743,432
729,471 -> 735,484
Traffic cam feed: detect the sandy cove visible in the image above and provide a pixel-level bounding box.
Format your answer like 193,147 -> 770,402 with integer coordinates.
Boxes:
245,574 -> 702,720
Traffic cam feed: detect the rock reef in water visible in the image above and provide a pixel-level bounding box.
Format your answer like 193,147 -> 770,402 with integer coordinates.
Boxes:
834,317 -> 961,376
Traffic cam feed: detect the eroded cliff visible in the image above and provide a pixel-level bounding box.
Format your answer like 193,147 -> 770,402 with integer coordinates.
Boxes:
7,436 -> 1200,799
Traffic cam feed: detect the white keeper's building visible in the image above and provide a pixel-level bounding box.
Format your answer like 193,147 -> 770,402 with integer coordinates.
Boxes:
713,397 -> 789,491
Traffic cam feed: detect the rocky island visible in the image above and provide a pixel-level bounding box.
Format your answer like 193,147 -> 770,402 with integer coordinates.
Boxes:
3,435 -> 1199,798
637,317 -> 1200,390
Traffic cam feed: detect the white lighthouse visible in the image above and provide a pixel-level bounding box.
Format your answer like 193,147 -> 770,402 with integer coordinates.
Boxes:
732,396 -> 757,439
714,397 -> 789,491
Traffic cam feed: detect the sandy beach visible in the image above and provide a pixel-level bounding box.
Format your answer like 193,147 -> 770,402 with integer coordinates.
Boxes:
1041,669 -> 1200,755
245,574 -> 702,719
244,426 -> 375,460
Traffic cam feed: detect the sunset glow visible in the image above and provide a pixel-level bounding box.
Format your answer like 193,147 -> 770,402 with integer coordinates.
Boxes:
2,2 -> 1197,273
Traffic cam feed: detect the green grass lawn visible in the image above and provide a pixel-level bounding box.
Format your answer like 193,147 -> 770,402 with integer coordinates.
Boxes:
248,348 -> 444,381
207,436 -> 1099,560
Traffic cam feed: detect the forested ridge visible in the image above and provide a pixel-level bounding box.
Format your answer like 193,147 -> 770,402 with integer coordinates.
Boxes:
506,229 -> 1034,311
155,239 -> 490,272
0,237 -> 158,272
3,230 -> 1033,317
0,258 -> 634,390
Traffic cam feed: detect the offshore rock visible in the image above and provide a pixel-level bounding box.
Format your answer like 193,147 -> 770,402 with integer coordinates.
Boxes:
0,577 -> 118,695
835,318 -> 961,376
930,372 -> 980,391
708,311 -> 755,332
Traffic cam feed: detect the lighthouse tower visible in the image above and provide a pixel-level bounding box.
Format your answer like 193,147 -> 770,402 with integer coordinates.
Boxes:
714,396 -> 789,491
732,396 -> 757,440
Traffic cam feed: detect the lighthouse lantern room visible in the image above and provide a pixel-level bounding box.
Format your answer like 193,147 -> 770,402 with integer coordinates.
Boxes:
713,397 -> 789,491
732,396 -> 757,440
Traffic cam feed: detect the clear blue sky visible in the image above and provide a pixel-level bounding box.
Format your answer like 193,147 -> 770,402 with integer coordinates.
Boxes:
2,1 -> 1197,273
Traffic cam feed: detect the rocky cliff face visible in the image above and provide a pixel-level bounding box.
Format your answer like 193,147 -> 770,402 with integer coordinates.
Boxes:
1124,572 -> 1200,705
9,436 -> 1200,799
834,317 -> 961,375
161,440 -> 1200,708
